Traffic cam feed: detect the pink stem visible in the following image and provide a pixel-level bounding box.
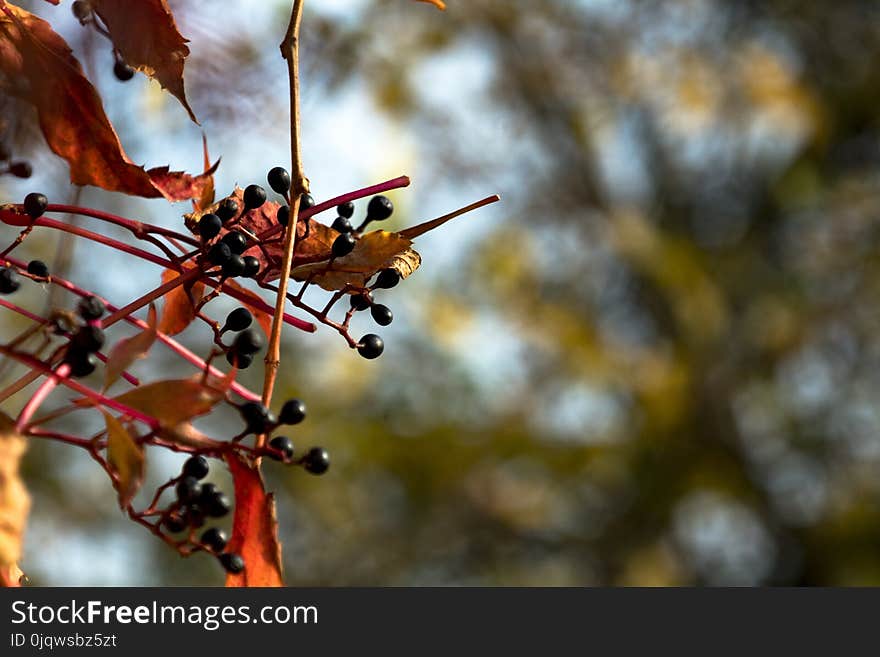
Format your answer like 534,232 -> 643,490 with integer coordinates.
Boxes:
0,298 -> 140,386
24,427 -> 94,450
45,204 -> 199,246
257,175 -> 411,242
0,347 -> 159,428
16,362 -> 69,432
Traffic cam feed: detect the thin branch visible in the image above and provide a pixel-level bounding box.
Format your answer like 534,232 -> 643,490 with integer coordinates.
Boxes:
261,0 -> 307,439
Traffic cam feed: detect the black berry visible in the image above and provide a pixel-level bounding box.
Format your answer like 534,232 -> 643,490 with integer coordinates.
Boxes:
176,476 -> 202,504
357,334 -> 384,359
269,435 -> 294,461
65,352 -> 98,378
0,268 -> 20,295
243,184 -> 266,210
114,60 -> 135,81
197,213 -> 222,240
208,242 -> 232,267
9,161 -> 32,178
205,492 -> 232,518
223,307 -> 253,332
332,233 -> 356,258
77,295 -> 105,320
23,192 -> 48,218
183,455 -> 210,480
200,527 -> 228,553
331,216 -> 353,233
238,401 -> 276,434
267,167 -> 291,195
199,483 -> 219,502
366,195 -> 394,222
277,205 -> 290,226
72,1 -> 90,21
70,325 -> 105,353
337,201 -> 355,219
226,350 -> 253,369
27,260 -> 49,277
279,399 -> 306,425
221,254 -> 245,278
219,552 -> 245,574
233,328 -> 264,355
242,256 -> 260,278
163,513 -> 187,534
221,231 -> 248,255
185,505 -> 206,529
303,447 -> 330,475
370,304 -> 393,326
350,293 -> 372,311
299,193 -> 315,210
374,268 -> 400,289
216,198 -> 239,222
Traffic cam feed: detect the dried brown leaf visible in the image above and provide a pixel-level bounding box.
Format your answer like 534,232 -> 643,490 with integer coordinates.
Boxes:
291,230 -> 420,291
104,303 -> 158,390
110,377 -> 224,427
102,411 -> 144,509
0,413 -> 29,579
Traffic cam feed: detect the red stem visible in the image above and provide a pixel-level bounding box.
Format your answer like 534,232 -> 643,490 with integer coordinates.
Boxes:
16,362 -> 69,431
45,204 -> 199,246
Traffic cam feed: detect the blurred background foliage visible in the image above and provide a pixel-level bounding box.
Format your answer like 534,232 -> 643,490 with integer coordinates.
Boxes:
4,0 -> 880,585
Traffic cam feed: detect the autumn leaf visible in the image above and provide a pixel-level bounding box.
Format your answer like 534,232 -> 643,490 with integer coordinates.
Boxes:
102,411 -> 144,509
111,377 -> 225,427
104,304 -> 158,390
291,230 -> 421,291
224,453 -> 283,587
158,268 -> 205,336
0,413 -> 29,585
194,134 -> 216,212
417,0 -> 446,8
0,4 -> 216,201
90,0 -> 197,123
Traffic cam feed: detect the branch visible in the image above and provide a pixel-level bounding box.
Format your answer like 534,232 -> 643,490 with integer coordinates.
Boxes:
261,0 -> 307,436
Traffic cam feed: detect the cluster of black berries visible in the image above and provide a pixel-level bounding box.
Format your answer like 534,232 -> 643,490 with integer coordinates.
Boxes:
219,307 -> 264,369
329,194 -> 394,260
235,398 -> 329,474
266,165 -> 314,227
0,142 -> 32,179
196,194 -> 263,281
61,296 -> 107,378
162,455 -> 243,573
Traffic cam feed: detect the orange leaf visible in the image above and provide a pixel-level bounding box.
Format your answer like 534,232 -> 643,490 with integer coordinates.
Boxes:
0,4 -> 215,200
158,268 -> 205,336
90,0 -> 197,123
102,411 -> 144,509
0,413 -> 29,583
104,303 -> 158,390
416,0 -> 446,8
110,377 -> 224,427
224,453 -> 283,587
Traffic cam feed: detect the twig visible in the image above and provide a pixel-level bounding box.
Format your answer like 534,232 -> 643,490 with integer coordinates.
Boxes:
261,0 -> 308,442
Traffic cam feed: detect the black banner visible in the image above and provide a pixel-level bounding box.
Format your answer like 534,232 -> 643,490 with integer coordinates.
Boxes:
0,588 -> 874,653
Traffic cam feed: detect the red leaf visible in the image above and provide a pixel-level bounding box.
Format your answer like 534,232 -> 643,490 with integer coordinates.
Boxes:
90,0 -> 197,123
224,453 -> 283,587
158,267 -> 205,336
0,4 -> 214,201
